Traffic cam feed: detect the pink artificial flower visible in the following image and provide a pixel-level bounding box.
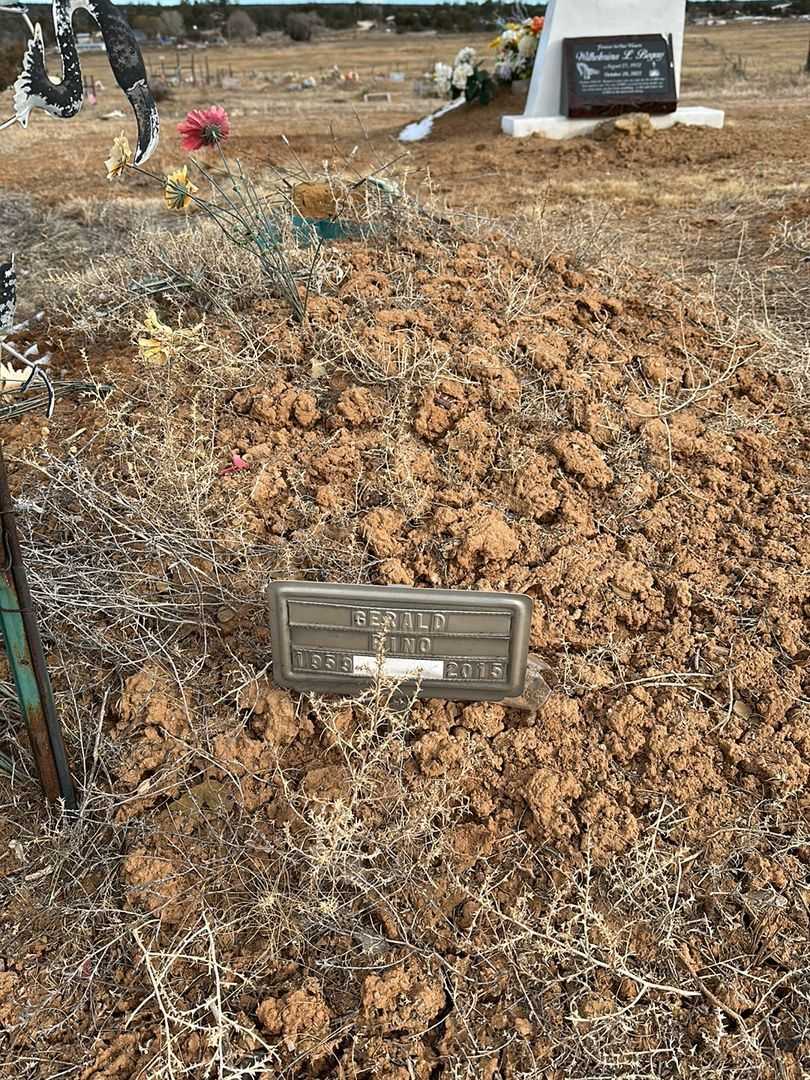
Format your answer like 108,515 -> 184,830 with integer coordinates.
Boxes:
177,106 -> 231,151
220,451 -> 250,477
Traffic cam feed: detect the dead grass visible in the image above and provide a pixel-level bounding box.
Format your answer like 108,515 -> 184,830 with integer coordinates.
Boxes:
682,23 -> 810,95
3,703 -> 810,1076
0,195 -> 171,315
550,175 -> 810,212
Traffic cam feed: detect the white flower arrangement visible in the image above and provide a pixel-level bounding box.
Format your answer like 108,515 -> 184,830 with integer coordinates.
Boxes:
429,46 -> 494,106
454,46 -> 477,67
433,62 -> 453,97
518,33 -> 538,59
452,61 -> 474,90
427,19 -> 544,104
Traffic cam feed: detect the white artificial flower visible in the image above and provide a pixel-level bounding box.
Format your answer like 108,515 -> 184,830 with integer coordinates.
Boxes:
501,29 -> 517,45
454,46 -> 476,66
452,61 -> 474,90
433,62 -> 453,95
495,61 -> 513,82
518,32 -> 537,58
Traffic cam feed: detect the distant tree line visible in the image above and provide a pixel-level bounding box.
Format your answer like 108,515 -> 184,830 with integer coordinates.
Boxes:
0,3 -> 546,44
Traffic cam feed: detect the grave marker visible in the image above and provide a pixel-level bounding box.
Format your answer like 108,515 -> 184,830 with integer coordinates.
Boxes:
268,582 -> 532,701
502,0 -> 724,140
562,34 -> 677,118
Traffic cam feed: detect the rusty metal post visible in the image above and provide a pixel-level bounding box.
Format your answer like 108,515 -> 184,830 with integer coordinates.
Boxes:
0,445 -> 76,808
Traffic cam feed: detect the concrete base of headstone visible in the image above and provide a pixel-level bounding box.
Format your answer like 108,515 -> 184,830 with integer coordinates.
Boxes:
501,105 -> 724,139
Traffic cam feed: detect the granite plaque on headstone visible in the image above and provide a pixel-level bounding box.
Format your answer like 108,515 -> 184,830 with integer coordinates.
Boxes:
268,582 -> 532,701
562,34 -> 677,119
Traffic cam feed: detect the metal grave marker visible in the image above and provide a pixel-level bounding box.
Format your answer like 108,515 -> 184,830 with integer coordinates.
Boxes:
268,582 -> 532,701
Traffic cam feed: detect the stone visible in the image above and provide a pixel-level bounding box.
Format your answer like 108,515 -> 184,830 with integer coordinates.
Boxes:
591,110 -> 656,139
613,111 -> 656,134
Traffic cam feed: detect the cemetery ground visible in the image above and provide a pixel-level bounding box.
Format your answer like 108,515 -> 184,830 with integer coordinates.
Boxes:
0,17 -> 809,1080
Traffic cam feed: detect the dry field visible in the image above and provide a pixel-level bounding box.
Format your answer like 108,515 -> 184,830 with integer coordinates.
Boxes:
0,18 -> 809,1080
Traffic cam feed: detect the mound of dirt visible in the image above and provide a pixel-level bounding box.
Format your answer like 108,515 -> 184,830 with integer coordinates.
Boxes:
413,86 -> 517,143
406,88 -> 743,175
0,213 -> 808,1077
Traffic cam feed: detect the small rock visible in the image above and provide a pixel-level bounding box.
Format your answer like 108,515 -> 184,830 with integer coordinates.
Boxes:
593,112 -> 655,140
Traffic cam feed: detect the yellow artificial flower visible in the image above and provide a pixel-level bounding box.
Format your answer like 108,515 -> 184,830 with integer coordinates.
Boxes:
105,132 -> 132,180
0,362 -> 27,394
136,309 -> 204,366
137,309 -> 172,365
164,165 -> 199,211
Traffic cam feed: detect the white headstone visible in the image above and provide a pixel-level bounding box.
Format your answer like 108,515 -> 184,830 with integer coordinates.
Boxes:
502,0 -> 724,139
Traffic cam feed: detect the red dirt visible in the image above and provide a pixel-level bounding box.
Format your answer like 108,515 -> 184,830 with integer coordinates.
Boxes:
2,216 -> 807,1074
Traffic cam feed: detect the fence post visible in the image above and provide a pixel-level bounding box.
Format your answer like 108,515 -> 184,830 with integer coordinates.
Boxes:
0,446 -> 76,808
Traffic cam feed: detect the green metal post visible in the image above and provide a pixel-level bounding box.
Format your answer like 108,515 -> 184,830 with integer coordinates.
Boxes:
0,445 -> 76,808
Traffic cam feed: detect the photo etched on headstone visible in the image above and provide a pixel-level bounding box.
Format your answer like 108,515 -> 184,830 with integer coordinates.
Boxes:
268,582 -> 532,701
562,34 -> 677,118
